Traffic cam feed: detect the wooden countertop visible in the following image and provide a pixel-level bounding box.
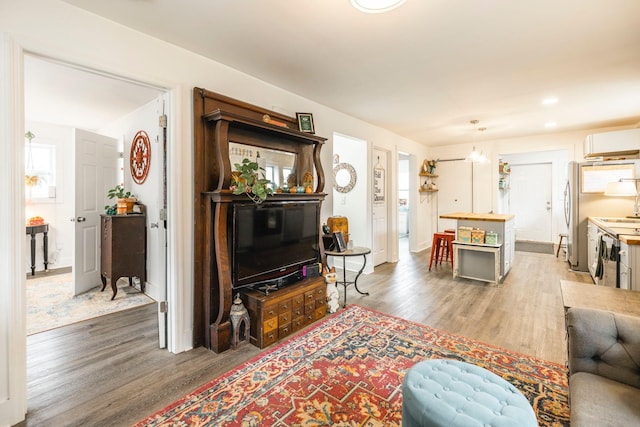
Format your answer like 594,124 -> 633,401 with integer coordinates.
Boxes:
620,235 -> 640,245
560,280 -> 640,317
439,212 -> 515,222
589,217 -> 640,245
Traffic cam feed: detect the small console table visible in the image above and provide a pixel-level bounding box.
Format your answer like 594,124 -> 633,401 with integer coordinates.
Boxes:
26,223 -> 48,275
325,246 -> 371,306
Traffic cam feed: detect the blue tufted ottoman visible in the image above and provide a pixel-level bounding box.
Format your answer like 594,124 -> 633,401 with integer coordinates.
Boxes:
401,359 -> 538,427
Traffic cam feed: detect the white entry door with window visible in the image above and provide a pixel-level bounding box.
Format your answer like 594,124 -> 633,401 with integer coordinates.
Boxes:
510,162 -> 553,242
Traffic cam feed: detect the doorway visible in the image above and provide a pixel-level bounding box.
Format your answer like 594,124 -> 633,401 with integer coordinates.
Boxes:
398,153 -> 410,255
24,54 -> 167,339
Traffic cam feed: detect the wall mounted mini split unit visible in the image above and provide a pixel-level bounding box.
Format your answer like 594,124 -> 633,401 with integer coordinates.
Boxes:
584,128 -> 640,160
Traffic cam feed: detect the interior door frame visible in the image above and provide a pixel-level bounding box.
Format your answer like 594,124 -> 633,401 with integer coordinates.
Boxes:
0,32 -> 27,426
2,31 -> 190,426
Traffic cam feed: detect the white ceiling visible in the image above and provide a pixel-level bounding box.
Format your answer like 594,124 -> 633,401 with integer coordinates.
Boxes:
25,55 -> 162,131
39,0 -> 640,145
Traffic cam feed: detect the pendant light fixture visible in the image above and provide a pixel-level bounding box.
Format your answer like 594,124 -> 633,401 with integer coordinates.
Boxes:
605,178 -> 640,217
465,120 -> 488,163
350,0 -> 407,13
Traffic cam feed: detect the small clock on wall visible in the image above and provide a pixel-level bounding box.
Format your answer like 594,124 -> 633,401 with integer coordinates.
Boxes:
130,130 -> 151,184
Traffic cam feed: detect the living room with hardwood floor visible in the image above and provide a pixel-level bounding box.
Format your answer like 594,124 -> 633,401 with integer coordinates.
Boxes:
4,2 -> 640,425
16,248 -> 589,427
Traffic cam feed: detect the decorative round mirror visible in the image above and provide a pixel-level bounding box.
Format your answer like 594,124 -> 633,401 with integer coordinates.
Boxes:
333,163 -> 357,193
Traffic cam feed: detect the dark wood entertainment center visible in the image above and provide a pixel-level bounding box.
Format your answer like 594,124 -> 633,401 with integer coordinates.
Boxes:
193,88 -> 327,353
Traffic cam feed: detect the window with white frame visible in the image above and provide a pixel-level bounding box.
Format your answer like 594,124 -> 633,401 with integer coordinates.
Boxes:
25,142 -> 56,199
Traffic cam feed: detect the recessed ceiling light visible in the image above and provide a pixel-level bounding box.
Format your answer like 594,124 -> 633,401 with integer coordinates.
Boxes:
545,121 -> 557,128
542,97 -> 558,105
351,0 -> 407,13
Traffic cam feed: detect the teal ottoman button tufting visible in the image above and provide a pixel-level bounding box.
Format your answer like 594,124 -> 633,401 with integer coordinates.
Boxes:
401,359 -> 538,427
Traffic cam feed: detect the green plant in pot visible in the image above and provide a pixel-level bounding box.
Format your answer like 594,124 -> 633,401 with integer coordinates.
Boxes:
230,158 -> 273,204
104,184 -> 137,215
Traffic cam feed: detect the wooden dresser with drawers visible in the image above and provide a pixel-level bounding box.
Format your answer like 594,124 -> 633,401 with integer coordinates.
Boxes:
240,276 -> 326,349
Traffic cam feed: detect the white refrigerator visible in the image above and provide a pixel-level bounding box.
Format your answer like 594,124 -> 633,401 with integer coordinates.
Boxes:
564,160 -> 639,271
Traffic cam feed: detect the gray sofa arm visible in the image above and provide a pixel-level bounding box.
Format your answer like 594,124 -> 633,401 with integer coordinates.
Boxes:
566,307 -> 640,389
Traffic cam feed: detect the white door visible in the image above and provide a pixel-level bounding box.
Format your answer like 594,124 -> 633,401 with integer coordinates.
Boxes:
510,163 -> 553,242
118,95 -> 168,347
73,129 -> 119,295
372,148 -> 388,266
437,160 -> 472,231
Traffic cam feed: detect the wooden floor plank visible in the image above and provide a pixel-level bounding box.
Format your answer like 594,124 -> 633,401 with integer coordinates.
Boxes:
15,244 -> 591,426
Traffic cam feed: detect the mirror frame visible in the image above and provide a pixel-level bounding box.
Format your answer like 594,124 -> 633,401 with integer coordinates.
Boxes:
333,162 -> 357,193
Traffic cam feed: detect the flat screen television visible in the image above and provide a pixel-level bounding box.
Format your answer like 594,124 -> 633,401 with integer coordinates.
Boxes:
231,200 -> 320,289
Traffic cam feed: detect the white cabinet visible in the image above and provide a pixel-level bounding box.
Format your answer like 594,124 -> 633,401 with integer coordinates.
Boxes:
619,242 -> 631,290
587,221 -> 599,281
503,219 -> 514,273
619,241 -> 640,291
449,215 -> 515,284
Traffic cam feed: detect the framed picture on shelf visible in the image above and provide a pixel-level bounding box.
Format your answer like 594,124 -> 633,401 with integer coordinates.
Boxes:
296,112 -> 315,134
333,231 -> 347,252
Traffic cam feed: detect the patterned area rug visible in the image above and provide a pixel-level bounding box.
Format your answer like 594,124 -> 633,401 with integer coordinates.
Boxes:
133,305 -> 569,427
27,272 -> 155,335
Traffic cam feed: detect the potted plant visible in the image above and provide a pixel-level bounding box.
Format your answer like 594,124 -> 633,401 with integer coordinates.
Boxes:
105,184 -> 137,215
230,158 -> 273,204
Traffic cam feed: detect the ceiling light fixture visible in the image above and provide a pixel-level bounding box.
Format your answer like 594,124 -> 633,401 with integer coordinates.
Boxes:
542,97 -> 558,105
545,121 -> 557,128
465,120 -> 489,163
350,0 -> 407,13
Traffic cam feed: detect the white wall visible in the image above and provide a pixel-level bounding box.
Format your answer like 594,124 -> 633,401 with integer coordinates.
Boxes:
430,127 -> 638,244
100,95 -> 166,301
1,0 -> 428,354
24,121 -> 75,272
331,133 -> 373,273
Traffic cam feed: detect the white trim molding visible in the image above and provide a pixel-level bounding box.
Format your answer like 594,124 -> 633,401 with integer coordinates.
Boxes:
0,32 -> 27,426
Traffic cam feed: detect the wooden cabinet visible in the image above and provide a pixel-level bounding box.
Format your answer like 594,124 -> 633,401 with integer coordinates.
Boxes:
100,214 -> 146,300
193,88 -> 327,352
241,277 -> 326,348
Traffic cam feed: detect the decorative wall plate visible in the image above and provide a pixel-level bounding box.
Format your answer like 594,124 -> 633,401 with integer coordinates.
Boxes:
130,130 -> 151,184
333,162 -> 357,193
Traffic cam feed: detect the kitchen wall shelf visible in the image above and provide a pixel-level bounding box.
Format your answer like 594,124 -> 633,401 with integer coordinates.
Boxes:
419,172 -> 438,193
498,164 -> 510,191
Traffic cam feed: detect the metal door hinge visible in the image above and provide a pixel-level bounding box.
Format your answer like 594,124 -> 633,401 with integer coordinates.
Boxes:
159,301 -> 168,313
159,208 -> 167,221
159,114 -> 168,128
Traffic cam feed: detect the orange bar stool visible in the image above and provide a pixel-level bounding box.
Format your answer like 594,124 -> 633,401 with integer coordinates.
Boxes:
429,232 -> 455,270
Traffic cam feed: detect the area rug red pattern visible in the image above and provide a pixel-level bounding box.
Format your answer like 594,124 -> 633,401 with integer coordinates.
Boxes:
133,305 -> 569,426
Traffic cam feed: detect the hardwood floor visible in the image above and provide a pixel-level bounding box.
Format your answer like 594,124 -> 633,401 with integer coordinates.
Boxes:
16,242 -> 591,426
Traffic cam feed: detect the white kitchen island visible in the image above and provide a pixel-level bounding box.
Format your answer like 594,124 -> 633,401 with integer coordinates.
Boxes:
440,212 -> 515,284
